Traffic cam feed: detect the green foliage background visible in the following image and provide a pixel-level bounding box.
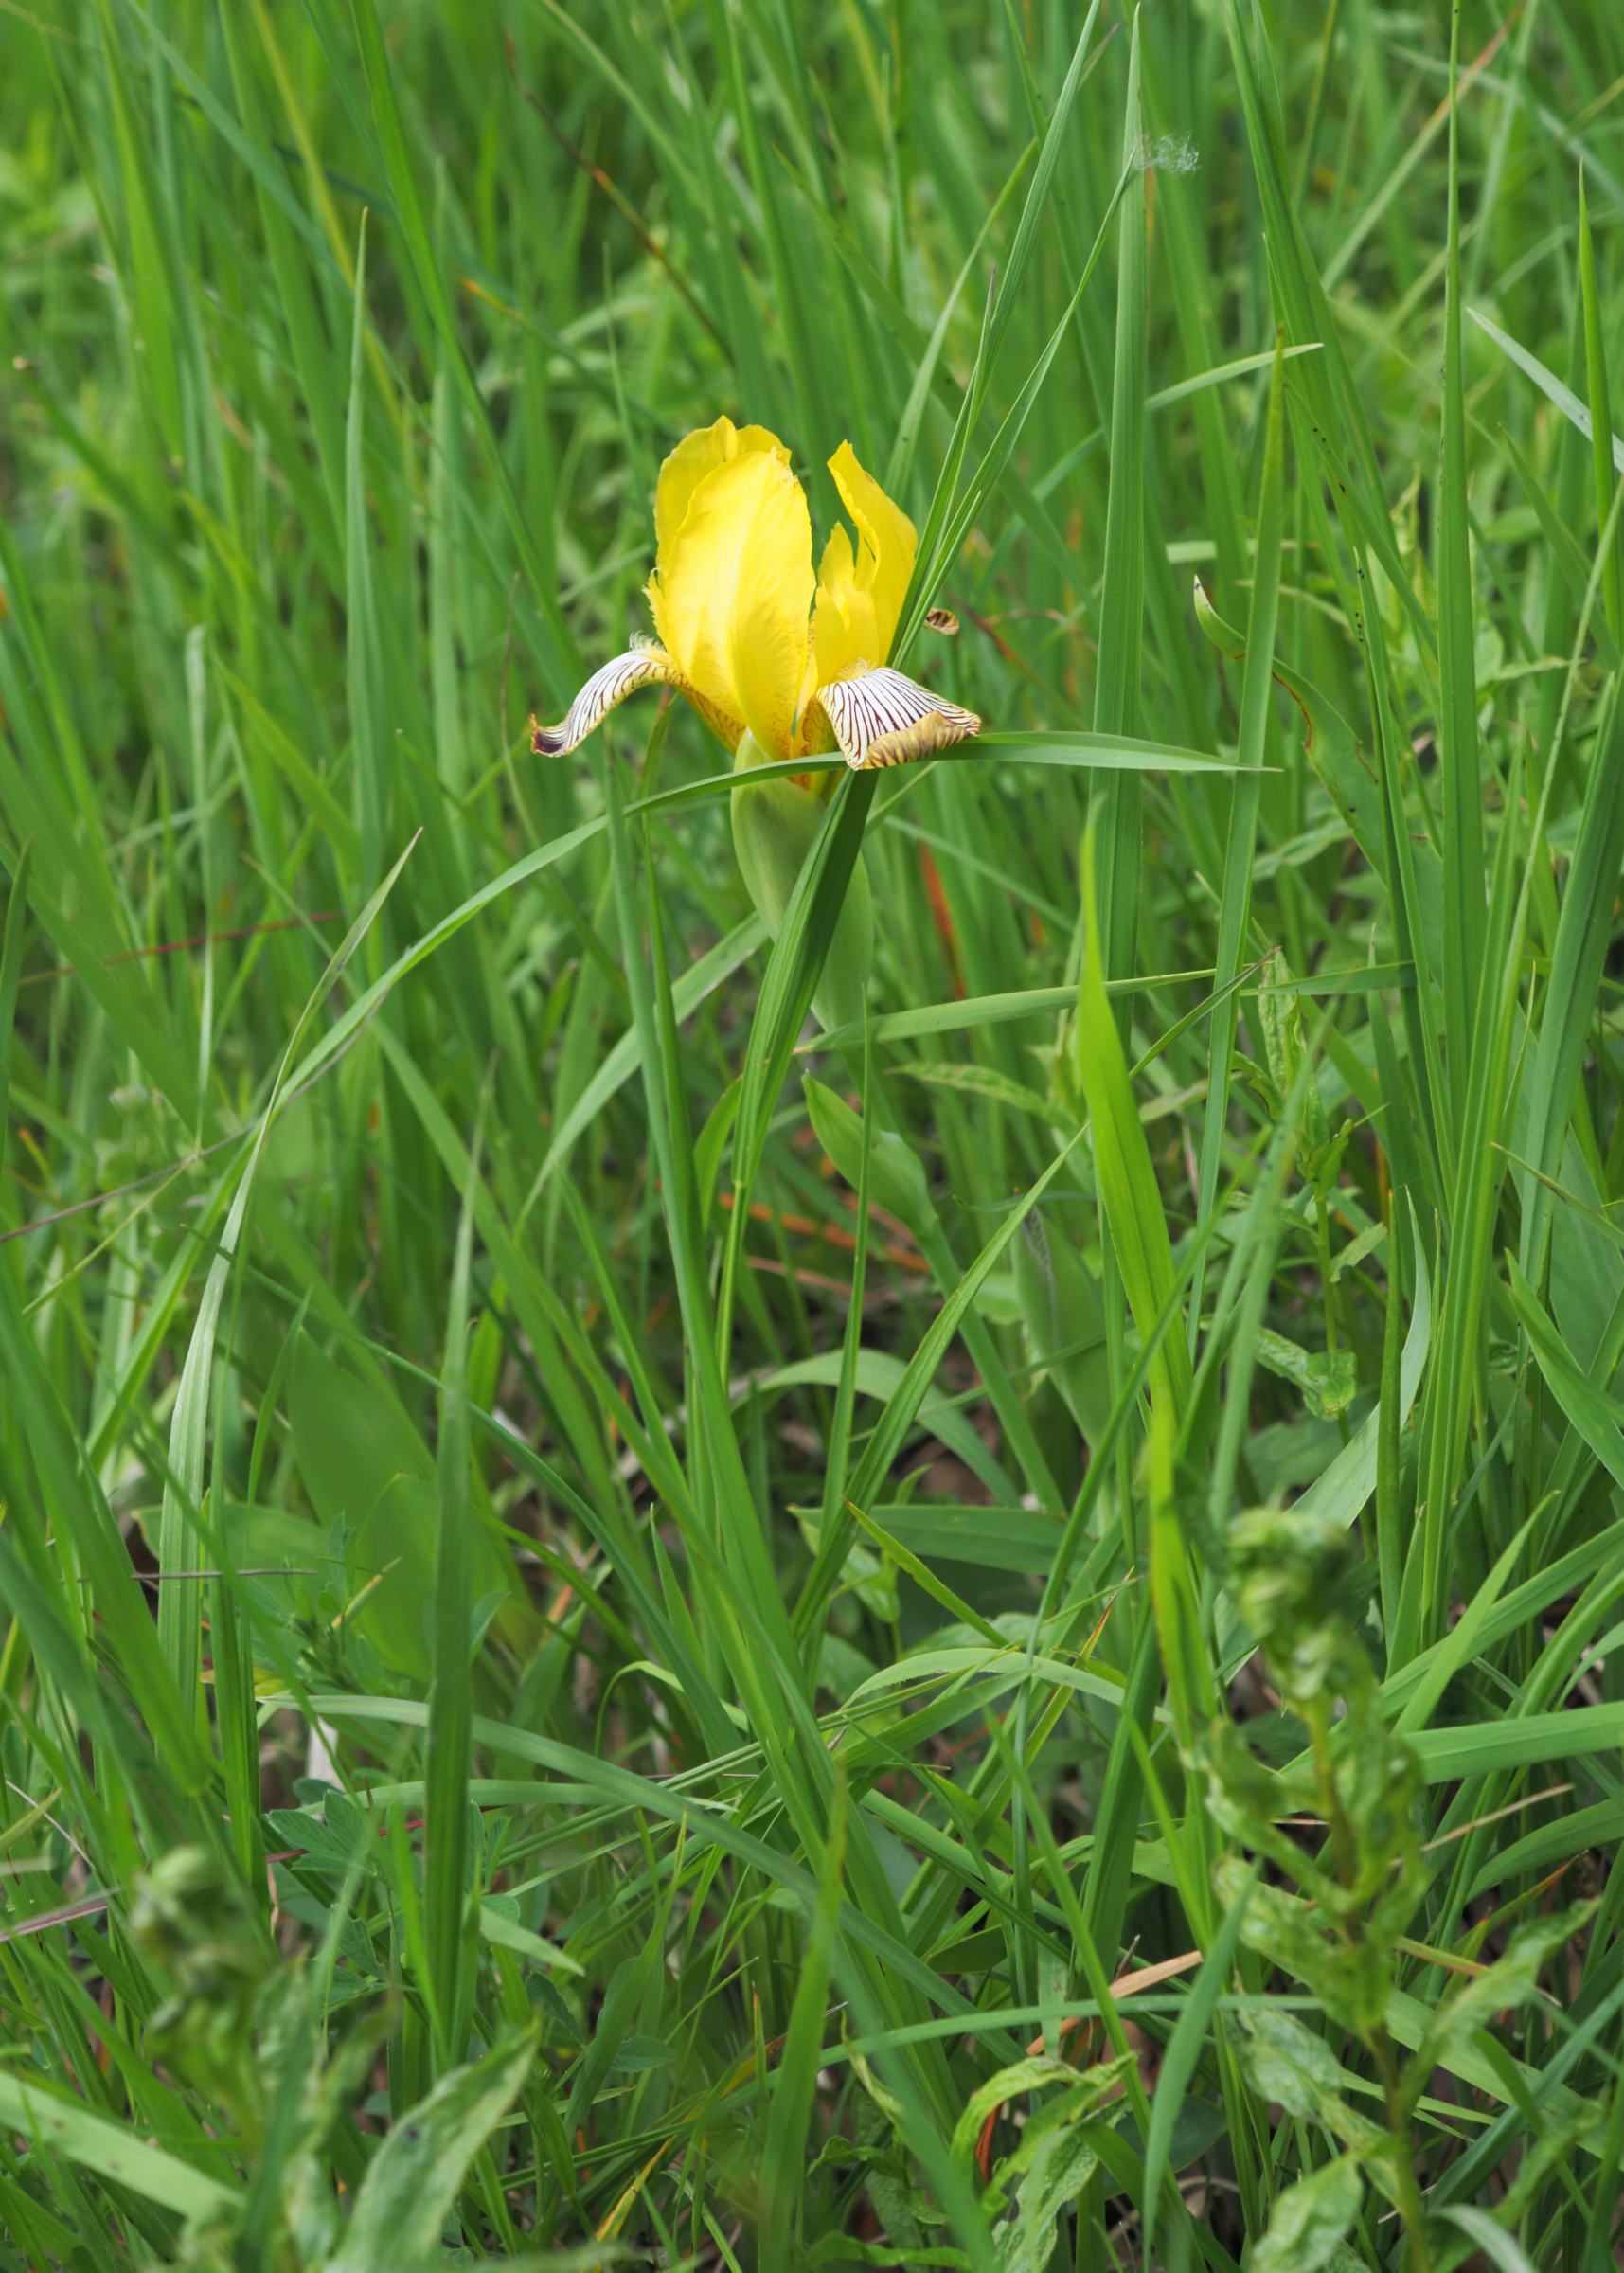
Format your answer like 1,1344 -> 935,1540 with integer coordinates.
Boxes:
1,1 -> 1623,2267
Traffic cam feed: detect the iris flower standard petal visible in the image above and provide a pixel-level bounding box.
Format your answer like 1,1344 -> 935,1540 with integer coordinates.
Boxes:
531,419 -> 979,769
812,439 -> 917,691
651,416 -> 784,562
651,447 -> 812,762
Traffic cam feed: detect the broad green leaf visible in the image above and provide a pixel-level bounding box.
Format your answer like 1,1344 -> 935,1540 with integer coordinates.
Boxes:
1411,1704 -> 1624,1781
805,1075 -> 937,1243
0,2070 -> 238,2224
326,2030 -> 539,2272
1230,2006 -> 1350,2122
1251,2154 -> 1363,2273
970,731 -> 1243,774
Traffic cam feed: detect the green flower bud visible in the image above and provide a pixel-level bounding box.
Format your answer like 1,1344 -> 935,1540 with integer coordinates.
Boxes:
729,730 -> 873,1033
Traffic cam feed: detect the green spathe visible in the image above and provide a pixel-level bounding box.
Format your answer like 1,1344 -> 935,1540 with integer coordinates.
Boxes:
730,730 -> 873,1034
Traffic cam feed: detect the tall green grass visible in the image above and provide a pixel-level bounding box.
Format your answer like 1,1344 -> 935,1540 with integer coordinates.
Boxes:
2,1 -> 1624,2266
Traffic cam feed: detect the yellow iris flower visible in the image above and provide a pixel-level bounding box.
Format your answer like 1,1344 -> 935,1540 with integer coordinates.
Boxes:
531,416 -> 979,769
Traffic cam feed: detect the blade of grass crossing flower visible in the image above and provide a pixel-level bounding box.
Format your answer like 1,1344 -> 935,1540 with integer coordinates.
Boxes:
1437,14 -> 1486,1136
1190,331 -> 1286,1346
